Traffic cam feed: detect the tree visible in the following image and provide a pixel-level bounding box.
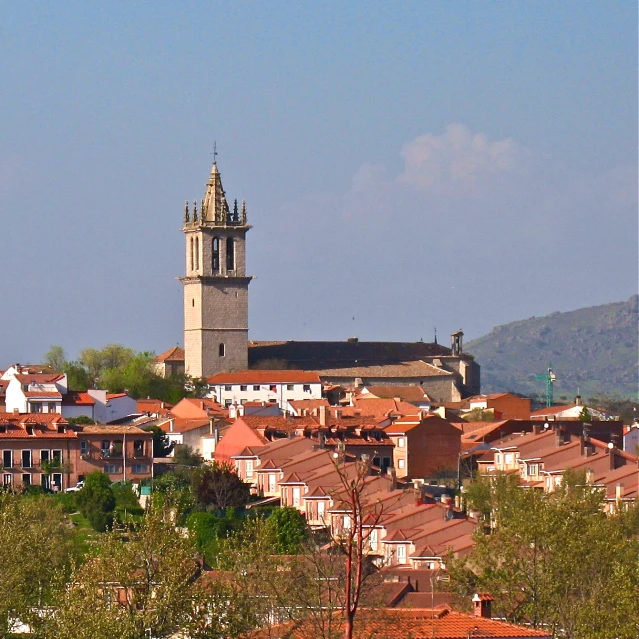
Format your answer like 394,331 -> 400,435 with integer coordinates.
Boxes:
47,504 -> 252,639
44,345 -> 67,372
144,425 -> 174,457
267,506 -> 307,554
463,407 -> 495,422
76,471 -> 116,532
79,344 -> 135,381
173,444 -> 203,467
66,415 -> 96,425
578,406 -> 592,421
450,472 -> 639,639
191,462 -> 250,510
0,494 -> 75,638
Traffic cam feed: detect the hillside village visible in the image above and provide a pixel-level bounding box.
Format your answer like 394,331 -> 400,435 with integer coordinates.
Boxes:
1,160 -> 637,639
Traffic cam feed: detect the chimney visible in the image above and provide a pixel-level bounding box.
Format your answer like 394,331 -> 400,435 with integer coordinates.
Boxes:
472,593 -> 493,618
318,430 -> 326,450
334,409 -> 342,419
615,483 -> 623,502
575,394 -> 582,406
13,408 -> 19,414
533,423 -> 541,435
554,425 -> 564,447
319,405 -> 327,427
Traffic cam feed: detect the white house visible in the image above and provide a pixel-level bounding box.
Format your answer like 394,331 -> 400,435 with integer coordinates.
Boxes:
2,369 -> 67,414
206,370 -> 322,408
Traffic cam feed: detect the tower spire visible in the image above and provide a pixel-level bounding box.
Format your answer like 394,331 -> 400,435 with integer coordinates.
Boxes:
201,158 -> 230,223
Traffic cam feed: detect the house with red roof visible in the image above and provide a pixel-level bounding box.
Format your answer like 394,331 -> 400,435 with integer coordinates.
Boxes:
153,346 -> 185,377
385,414 -> 461,479
206,369 -> 322,408
0,413 -> 152,490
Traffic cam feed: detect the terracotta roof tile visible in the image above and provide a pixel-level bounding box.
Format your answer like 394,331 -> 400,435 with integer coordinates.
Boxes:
155,346 -> 185,362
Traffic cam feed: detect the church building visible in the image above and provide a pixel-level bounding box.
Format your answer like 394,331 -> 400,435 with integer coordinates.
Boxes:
180,160 -> 480,401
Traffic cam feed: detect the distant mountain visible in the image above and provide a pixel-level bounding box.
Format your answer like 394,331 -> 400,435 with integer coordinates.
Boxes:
466,296 -> 638,401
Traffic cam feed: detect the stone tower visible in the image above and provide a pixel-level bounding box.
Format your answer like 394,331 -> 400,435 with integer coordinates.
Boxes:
180,160 -> 252,379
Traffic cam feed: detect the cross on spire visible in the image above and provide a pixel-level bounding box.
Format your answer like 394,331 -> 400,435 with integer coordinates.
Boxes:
212,141 -> 218,164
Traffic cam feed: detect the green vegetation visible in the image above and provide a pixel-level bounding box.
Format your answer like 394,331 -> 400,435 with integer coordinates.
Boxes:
43,343 -> 195,403
466,295 -> 638,400
451,472 -> 639,639
192,461 -> 251,511
76,471 -> 116,532
143,424 -> 174,457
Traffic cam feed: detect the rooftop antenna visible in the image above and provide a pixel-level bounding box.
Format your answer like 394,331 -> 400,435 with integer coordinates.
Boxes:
212,141 -> 218,165
434,326 -> 438,345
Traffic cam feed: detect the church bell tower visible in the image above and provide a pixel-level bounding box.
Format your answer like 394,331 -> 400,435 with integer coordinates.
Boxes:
180,159 -> 252,379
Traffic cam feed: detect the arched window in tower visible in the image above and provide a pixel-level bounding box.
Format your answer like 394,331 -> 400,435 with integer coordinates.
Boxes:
226,237 -> 235,271
194,237 -> 200,271
219,343 -> 225,357
212,237 -> 220,273
189,237 -> 194,272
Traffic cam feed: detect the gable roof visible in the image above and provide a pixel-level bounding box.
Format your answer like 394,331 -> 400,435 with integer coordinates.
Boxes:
155,346 -> 185,363
363,385 -> 431,403
314,360 -> 453,379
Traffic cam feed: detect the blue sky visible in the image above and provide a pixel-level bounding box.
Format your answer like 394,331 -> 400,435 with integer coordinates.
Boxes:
1,2 -> 636,363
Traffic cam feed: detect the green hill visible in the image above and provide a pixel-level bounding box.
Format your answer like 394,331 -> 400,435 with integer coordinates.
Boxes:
466,295 -> 638,401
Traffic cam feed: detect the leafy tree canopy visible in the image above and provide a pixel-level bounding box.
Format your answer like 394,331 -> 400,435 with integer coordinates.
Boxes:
76,471 -> 116,532
267,506 -> 307,554
451,472 -> 639,639
191,462 -> 250,511
42,344 -> 196,403
143,424 -> 174,457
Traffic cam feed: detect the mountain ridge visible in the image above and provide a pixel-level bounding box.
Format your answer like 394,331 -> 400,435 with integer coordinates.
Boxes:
466,295 -> 638,400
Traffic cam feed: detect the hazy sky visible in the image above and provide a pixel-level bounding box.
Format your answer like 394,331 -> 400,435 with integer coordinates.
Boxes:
1,2 -> 637,364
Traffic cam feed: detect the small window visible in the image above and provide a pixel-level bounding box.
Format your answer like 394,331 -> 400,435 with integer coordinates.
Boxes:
224,399 -> 232,407
21,450 -> 32,468
52,450 -> 62,463
131,464 -> 148,474
398,437 -> 405,448
101,440 -> 110,457
80,440 -> 89,456
212,237 -> 220,272
226,237 -> 234,271
397,545 -> 407,564
245,460 -> 254,479
240,385 -> 248,392
286,384 -> 294,391
224,385 -> 232,392
104,464 -> 122,474
47,402 -> 57,413
269,385 -> 277,392
219,343 -> 225,357
41,450 -> 50,464
303,384 -> 311,392
134,440 -> 145,457
2,451 -> 12,468
3,474 -> 11,486
194,236 -> 200,271
192,299 -> 195,307
398,459 -> 406,469
22,474 -> 31,486
253,385 -> 260,391
31,403 -> 42,413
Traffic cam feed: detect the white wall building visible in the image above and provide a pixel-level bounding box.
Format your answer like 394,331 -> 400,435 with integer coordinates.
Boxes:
206,370 -> 322,408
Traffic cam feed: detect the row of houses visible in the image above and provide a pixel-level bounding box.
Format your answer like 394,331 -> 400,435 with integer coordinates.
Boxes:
0,412 -> 153,490
469,423 -> 638,512
229,434 -> 476,571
